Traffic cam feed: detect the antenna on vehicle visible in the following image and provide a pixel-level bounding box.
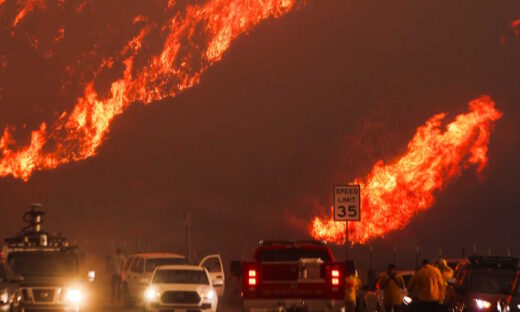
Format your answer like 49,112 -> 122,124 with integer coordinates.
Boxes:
4,203 -> 76,251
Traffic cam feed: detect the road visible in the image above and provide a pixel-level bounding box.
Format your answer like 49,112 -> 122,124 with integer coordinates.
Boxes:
91,302 -> 241,312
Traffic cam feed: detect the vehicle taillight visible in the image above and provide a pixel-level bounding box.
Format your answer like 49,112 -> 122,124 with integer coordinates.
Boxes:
331,269 -> 340,286
248,269 -> 257,286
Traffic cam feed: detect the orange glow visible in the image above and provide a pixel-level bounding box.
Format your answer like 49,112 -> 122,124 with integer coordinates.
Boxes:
13,0 -> 45,26
311,96 -> 502,244
513,19 -> 520,36
54,28 -> 65,43
0,0 -> 301,181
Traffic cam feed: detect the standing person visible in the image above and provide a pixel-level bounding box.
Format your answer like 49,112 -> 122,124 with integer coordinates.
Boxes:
435,258 -> 454,309
408,259 -> 443,312
345,270 -> 362,312
377,264 -> 405,312
110,248 -> 126,303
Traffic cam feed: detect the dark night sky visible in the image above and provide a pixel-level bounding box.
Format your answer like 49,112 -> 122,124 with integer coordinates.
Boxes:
1,0 -> 520,271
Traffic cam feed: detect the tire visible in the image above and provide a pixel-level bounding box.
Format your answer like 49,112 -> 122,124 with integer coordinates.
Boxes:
122,284 -> 134,308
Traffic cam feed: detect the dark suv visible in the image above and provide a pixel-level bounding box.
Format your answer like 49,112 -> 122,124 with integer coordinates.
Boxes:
3,204 -> 89,312
446,256 -> 520,312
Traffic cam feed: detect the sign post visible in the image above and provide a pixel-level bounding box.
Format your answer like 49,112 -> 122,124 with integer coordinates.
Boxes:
333,185 -> 361,312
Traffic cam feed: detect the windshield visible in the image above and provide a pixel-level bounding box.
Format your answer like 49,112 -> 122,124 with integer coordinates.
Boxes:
145,258 -> 187,273
465,270 -> 516,295
8,252 -> 79,276
256,248 -> 331,262
153,269 -> 209,285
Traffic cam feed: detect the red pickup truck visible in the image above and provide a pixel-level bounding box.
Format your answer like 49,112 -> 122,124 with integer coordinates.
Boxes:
241,241 -> 348,312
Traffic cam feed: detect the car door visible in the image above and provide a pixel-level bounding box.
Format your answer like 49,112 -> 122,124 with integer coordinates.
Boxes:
122,256 -> 134,284
199,254 -> 225,297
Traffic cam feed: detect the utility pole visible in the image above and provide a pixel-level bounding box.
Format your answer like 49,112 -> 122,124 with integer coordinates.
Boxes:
184,213 -> 191,263
369,245 -> 373,270
415,246 -> 420,269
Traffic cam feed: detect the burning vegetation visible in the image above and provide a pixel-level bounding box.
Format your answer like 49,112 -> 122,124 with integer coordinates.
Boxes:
311,96 -> 502,244
0,0 -> 301,181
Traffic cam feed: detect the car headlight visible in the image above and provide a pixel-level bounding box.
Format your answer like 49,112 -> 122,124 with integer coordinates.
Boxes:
474,299 -> 492,309
201,289 -> 216,300
0,290 -> 8,304
144,287 -> 160,302
64,288 -> 83,304
403,296 -> 412,305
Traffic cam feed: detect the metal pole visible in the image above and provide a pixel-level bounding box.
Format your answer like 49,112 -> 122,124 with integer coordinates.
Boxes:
186,213 -> 191,263
345,221 -> 349,312
369,245 -> 373,270
415,246 -> 420,270
345,221 -> 349,260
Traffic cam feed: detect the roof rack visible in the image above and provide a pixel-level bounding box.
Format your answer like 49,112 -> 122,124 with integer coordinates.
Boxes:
469,256 -> 519,270
4,204 -> 76,252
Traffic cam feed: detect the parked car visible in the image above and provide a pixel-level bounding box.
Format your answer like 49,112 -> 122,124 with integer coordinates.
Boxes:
446,256 -> 519,312
0,263 -> 22,312
241,240 -> 349,312
122,253 -> 225,307
143,265 -> 218,312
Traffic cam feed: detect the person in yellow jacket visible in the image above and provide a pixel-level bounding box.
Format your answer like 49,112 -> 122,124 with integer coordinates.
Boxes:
376,264 -> 405,312
435,258 -> 454,304
345,271 -> 362,312
407,259 -> 443,312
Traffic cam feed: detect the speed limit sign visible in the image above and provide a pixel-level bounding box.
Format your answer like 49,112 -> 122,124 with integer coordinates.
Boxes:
334,185 -> 361,221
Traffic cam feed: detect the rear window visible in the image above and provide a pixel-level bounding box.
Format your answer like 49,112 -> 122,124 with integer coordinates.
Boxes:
256,247 -> 331,262
153,269 -> 209,285
464,270 -> 516,295
145,258 -> 187,272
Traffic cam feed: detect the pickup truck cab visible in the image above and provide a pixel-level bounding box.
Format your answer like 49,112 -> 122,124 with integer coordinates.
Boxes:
123,253 -> 225,307
242,241 -> 347,312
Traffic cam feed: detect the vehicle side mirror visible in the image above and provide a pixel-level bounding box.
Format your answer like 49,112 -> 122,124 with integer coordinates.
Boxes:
447,278 -> 456,286
10,275 -> 24,283
87,271 -> 96,283
212,275 -> 224,287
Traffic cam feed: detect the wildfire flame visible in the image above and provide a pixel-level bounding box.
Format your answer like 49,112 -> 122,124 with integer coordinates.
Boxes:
0,0 -> 300,181
513,19 -> 520,37
311,96 -> 502,244
13,0 -> 45,27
